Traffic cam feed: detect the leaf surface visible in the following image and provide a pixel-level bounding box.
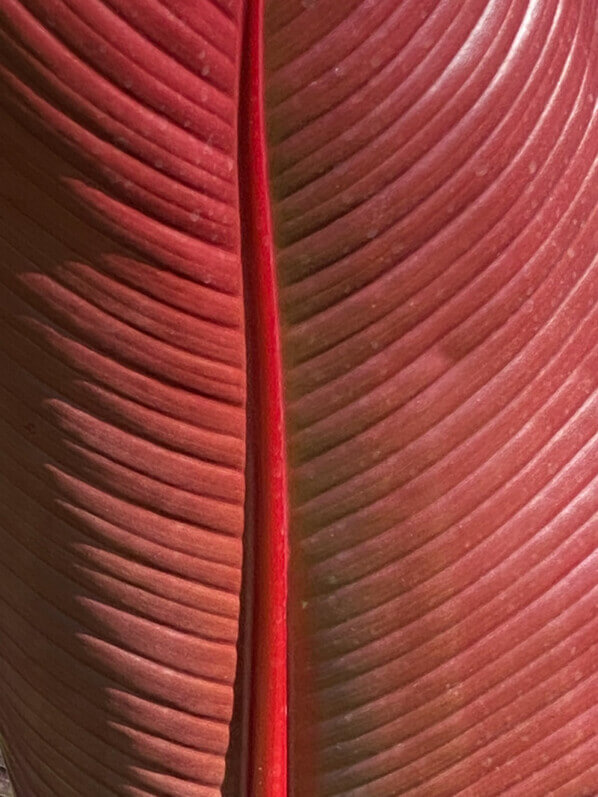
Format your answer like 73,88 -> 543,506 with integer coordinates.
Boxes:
0,1 -> 246,794
0,1 -> 597,795
264,0 -> 598,794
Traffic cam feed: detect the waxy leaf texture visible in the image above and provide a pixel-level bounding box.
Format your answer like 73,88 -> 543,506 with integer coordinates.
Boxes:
0,1 -> 597,795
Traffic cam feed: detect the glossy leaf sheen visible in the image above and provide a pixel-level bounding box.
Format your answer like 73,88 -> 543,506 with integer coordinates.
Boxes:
0,1 -> 597,795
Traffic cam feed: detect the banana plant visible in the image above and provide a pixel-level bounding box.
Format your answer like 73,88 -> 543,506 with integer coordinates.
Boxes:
0,0 -> 596,794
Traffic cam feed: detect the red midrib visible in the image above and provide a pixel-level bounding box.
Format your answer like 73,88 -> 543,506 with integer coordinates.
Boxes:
240,0 -> 288,794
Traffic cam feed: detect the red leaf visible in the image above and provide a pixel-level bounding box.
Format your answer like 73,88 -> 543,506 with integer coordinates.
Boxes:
1,1 -> 597,795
